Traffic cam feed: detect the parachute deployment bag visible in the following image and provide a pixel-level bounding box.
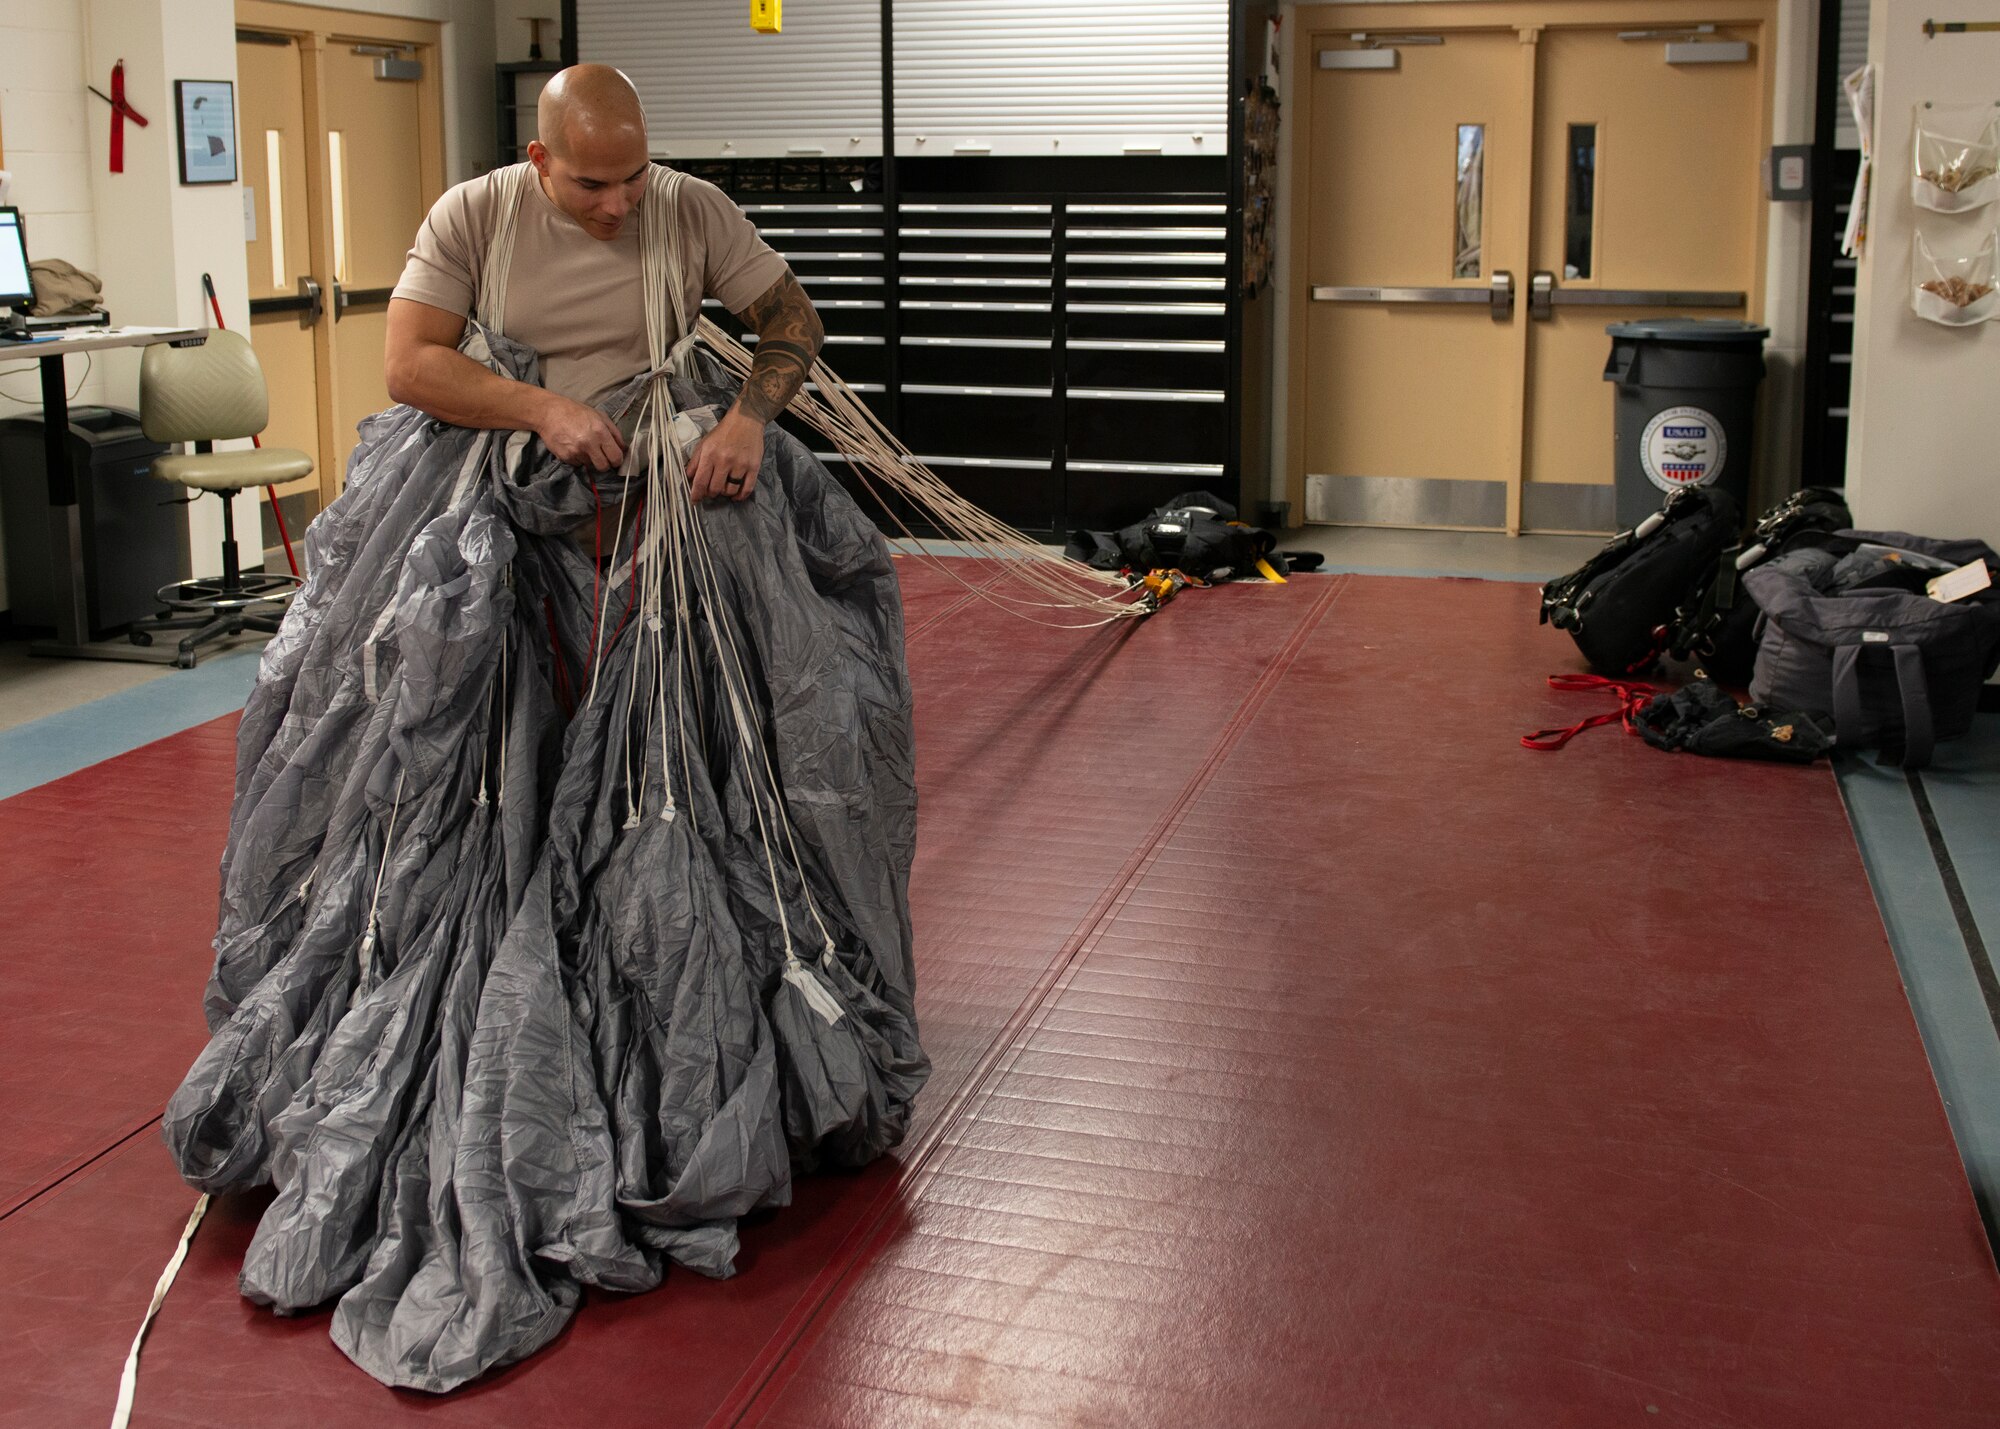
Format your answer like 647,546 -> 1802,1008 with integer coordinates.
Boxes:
1539,487 -> 1740,675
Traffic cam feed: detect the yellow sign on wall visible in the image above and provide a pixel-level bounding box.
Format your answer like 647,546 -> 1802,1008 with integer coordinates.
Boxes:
751,0 -> 781,33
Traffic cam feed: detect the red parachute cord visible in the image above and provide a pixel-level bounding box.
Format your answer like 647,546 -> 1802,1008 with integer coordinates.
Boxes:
1520,673 -> 1662,751
545,596 -> 575,717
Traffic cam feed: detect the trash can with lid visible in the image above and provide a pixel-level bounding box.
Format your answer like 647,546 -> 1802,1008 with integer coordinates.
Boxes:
1602,318 -> 1768,529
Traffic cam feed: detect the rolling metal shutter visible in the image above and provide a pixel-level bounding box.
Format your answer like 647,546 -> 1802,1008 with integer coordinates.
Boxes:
577,0 -> 884,160
891,0 -> 1228,157
1832,0 -> 1870,151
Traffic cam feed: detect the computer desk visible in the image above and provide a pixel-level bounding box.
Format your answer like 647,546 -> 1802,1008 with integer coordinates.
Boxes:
3,325 -> 206,662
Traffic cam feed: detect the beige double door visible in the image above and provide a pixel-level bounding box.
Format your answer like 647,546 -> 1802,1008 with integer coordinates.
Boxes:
236,0 -> 444,534
1291,2 -> 1773,534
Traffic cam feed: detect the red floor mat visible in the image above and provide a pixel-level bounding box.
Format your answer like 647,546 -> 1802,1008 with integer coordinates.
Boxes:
746,576 -> 2000,1428
0,716 -> 238,1215
4,571 -> 1997,1427
0,561 -> 1327,1427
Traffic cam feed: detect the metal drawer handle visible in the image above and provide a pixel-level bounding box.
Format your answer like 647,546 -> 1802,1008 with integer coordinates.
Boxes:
903,301 -> 1052,312
1067,204 -> 1228,215
899,228 -> 1051,239
900,252 -> 1053,264
911,454 -> 1053,470
1312,284 -> 1496,304
904,383 -> 1054,397
1069,387 -> 1226,403
1070,338 -> 1225,352
1068,459 -> 1226,476
901,336 -> 1053,348
1069,302 -> 1226,315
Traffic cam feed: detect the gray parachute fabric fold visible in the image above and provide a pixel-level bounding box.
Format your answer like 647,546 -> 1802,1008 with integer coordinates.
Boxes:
162,313 -> 929,1391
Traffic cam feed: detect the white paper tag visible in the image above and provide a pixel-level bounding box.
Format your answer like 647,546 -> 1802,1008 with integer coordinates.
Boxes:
1928,559 -> 1993,604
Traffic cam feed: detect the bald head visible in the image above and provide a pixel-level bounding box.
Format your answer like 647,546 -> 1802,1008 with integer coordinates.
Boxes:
528,65 -> 651,241
537,64 -> 646,159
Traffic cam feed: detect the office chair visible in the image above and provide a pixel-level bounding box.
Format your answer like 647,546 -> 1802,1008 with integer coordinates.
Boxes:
130,329 -> 309,667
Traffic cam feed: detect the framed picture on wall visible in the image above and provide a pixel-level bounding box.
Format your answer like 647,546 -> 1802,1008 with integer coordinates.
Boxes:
175,80 -> 237,185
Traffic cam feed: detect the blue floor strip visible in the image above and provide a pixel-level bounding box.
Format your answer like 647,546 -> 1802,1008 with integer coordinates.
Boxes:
1836,713 -> 2000,1239
1920,718 -> 2000,960
0,649 -> 262,802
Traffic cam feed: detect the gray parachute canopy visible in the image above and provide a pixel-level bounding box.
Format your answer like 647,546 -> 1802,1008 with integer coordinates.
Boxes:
163,327 -> 928,1392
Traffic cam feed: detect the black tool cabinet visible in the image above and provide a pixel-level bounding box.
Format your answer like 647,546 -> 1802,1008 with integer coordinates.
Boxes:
687,155 -> 1240,541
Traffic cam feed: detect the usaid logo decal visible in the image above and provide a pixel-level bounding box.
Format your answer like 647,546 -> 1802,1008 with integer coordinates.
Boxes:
1640,406 -> 1727,493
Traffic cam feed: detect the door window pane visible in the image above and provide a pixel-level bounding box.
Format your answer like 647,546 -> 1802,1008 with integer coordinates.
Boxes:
328,129 -> 349,285
1454,124 -> 1484,278
265,130 -> 286,289
1564,124 -> 1596,279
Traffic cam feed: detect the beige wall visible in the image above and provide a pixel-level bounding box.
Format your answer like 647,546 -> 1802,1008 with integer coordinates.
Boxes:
0,3 -> 107,418
0,0 -> 496,614
1844,1 -> 2000,542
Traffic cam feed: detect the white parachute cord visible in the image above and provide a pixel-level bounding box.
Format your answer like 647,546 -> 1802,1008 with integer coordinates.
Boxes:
631,167 -> 835,998
677,477 -> 846,964
583,465 -> 637,710
692,317 -> 1144,628
675,502 -> 845,1023
108,1193 -> 211,1429
357,769 -> 407,992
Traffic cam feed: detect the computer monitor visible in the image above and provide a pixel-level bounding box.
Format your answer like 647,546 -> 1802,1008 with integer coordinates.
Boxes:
0,208 -> 34,312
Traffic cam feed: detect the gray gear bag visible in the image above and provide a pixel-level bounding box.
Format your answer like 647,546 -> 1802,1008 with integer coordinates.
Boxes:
1742,531 -> 2000,768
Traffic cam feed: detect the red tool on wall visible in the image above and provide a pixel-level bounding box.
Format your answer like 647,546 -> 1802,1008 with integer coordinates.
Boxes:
86,61 -> 149,174
201,272 -> 300,579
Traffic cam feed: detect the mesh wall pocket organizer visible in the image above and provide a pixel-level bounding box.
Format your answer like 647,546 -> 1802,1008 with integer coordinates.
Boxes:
1912,101 -> 2000,214
1911,229 -> 1997,326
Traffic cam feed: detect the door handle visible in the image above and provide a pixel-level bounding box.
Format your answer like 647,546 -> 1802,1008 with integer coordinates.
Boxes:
1549,287 -> 1746,308
247,275 -> 323,326
332,284 -> 396,321
1490,270 -> 1513,322
1530,271 -> 1744,317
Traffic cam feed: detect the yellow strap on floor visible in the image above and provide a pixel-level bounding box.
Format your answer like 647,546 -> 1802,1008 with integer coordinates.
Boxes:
1255,557 -> 1288,583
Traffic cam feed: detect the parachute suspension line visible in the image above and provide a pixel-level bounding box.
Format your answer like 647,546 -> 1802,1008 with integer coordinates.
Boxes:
583,469 -> 638,710
357,769 -> 407,992
628,175 -> 844,1006
497,588 -> 510,810
690,316 -> 1147,629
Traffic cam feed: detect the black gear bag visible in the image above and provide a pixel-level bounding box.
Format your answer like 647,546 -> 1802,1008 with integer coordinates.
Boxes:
1065,491 -> 1280,582
1663,486 -> 1853,685
1539,487 -> 1740,675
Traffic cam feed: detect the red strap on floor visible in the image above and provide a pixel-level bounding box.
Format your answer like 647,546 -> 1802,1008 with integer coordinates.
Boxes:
1521,673 -> 1661,751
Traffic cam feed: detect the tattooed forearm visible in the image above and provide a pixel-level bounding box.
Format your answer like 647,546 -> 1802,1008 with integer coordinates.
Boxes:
733,273 -> 824,423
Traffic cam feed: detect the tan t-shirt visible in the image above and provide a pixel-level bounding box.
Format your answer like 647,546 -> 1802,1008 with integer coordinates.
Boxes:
393,163 -> 788,409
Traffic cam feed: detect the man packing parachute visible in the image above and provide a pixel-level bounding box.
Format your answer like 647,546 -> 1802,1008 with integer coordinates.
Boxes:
159,64 -> 934,1393
158,63 -> 1152,1397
